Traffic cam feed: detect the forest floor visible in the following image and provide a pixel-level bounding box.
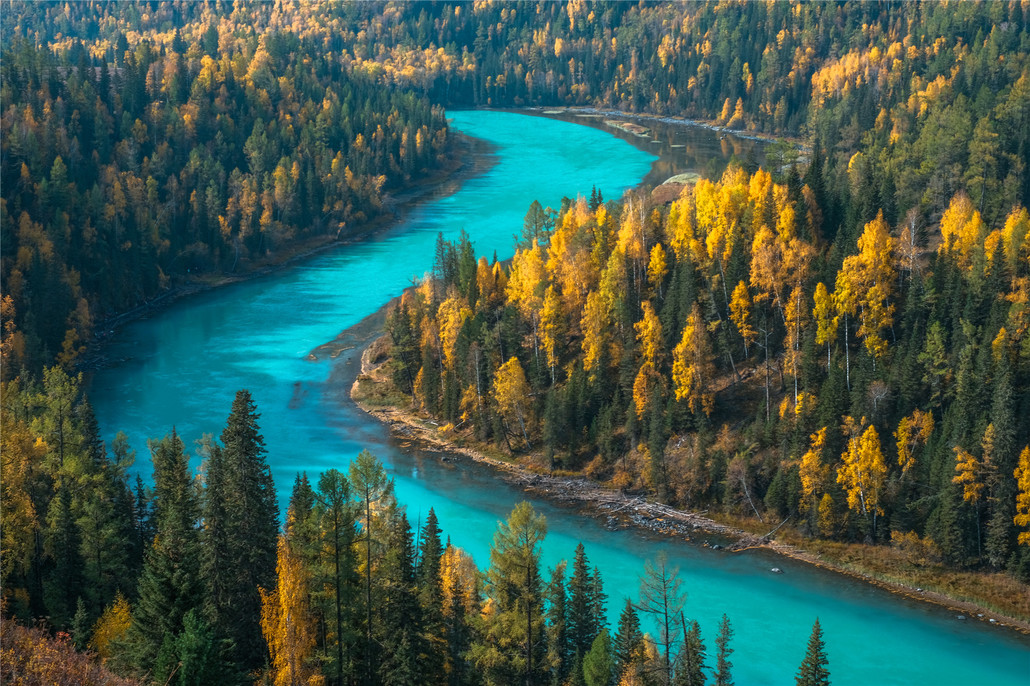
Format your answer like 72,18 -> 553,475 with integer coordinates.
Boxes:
78,131 -> 494,372
348,326 -> 1030,636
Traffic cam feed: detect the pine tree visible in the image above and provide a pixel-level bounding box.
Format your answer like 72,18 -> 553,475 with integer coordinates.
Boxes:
205,390 -> 280,670
316,469 -> 359,686
124,431 -> 204,675
613,599 -> 644,682
794,618 -> 830,686
674,618 -> 706,686
714,615 -> 734,686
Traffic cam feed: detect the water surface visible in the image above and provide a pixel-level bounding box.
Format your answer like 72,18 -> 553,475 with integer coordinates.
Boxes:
89,110 -> 1030,686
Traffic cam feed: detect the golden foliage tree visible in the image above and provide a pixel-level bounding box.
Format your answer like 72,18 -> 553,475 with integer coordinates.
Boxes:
1014,446 -> 1030,546
895,410 -> 934,475
728,280 -> 756,357
494,356 -> 533,448
672,302 -> 714,416
799,427 -> 829,514
260,535 -> 324,686
836,420 -> 887,526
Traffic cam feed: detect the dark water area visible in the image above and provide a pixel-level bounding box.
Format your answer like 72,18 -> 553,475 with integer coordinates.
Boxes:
518,107 -> 768,187
87,110 -> 1029,685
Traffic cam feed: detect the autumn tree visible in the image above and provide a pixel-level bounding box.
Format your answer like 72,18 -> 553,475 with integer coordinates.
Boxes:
494,356 -> 533,449
836,419 -> 888,536
636,552 -> 685,684
672,302 -> 715,417
260,535 -> 324,686
1015,447 -> 1030,547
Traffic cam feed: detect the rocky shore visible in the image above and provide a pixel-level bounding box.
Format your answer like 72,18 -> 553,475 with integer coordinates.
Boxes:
350,331 -> 1030,636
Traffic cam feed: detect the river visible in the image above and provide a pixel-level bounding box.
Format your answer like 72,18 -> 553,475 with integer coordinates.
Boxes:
88,110 -> 1030,685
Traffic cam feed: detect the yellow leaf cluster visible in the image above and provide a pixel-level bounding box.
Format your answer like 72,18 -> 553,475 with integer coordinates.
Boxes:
1014,447 -> 1030,546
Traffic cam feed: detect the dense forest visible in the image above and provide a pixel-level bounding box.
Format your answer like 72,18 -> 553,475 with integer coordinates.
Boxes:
1,2 -> 449,376
0,375 -> 830,685
1,0 -> 1028,684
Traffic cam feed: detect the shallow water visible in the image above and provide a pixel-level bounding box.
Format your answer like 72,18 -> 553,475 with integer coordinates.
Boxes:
88,110 -> 1030,685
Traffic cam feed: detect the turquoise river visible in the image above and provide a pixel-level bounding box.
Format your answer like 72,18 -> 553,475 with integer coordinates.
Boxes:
88,110 -> 1030,685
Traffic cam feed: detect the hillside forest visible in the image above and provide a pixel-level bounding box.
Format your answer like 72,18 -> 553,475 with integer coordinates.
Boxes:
1,1 -> 1028,685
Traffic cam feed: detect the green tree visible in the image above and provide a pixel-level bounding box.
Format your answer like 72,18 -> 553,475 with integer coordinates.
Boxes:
204,390 -> 279,670
674,619 -> 706,686
475,502 -> 549,686
795,618 -> 830,686
613,599 -> 645,683
582,629 -> 615,686
124,431 -> 204,676
713,615 -> 733,686
349,449 -> 396,684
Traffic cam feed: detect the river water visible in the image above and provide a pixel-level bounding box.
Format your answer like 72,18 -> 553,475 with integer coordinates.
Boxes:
88,110 -> 1030,685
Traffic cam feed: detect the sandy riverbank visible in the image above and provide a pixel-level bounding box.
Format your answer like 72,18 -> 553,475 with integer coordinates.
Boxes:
346,327 -> 1029,636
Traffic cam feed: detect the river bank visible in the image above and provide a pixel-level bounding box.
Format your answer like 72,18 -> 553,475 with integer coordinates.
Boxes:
340,302 -> 1030,635
78,130 -> 496,373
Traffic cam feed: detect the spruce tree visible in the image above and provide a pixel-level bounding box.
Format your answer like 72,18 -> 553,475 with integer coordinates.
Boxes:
381,513 -> 423,686
714,615 -> 734,686
569,543 -> 598,663
545,561 -> 571,683
204,390 -> 279,671
795,618 -> 830,686
417,508 -> 446,684
125,431 -> 204,675
613,599 -> 644,681
674,619 -> 706,686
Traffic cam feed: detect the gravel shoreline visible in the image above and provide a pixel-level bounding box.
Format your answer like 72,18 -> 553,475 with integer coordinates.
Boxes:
347,327 -> 1030,636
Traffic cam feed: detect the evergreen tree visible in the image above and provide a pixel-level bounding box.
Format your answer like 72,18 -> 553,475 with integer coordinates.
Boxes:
417,508 -> 447,685
205,390 -> 279,671
795,618 -> 830,686
569,543 -> 599,666
674,619 -> 706,686
714,615 -> 734,686
381,513 -> 423,686
124,431 -> 204,676
613,599 -> 644,682
582,629 -> 615,686
545,561 -> 571,684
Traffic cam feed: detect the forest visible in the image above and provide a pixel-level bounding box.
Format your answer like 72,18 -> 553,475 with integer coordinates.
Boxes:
1,1 -> 1028,684
0,376 -> 828,686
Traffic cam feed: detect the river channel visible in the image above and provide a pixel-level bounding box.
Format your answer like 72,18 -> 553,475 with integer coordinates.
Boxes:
88,110 -> 1030,685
